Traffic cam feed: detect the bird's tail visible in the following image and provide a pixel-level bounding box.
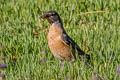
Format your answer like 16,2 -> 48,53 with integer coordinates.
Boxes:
76,45 -> 90,60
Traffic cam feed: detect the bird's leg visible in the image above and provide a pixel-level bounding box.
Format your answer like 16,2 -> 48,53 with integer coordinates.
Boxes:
59,60 -> 65,71
59,60 -> 64,67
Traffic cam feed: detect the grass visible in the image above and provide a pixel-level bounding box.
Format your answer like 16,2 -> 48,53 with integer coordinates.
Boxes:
0,0 -> 120,80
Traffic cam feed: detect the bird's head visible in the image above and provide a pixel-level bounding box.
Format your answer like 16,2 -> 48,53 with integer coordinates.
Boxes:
40,11 -> 61,24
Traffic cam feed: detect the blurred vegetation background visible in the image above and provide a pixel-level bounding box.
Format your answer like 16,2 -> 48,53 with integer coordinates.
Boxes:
0,0 -> 120,80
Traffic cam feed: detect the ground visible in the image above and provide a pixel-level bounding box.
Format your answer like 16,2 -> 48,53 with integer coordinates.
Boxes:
0,0 -> 120,80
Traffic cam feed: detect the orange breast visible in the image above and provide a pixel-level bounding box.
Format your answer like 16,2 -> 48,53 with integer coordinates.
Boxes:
47,24 -> 72,60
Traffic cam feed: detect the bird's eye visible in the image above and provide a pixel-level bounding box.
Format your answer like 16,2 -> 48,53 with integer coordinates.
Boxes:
48,13 -> 54,16
51,13 -> 55,16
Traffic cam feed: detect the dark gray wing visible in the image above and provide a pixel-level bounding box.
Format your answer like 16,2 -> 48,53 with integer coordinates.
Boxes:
62,32 -> 90,59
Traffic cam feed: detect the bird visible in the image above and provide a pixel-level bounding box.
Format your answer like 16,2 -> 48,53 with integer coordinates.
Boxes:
40,11 -> 90,61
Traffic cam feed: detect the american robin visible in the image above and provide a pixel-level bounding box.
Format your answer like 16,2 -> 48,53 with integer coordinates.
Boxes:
40,11 -> 90,61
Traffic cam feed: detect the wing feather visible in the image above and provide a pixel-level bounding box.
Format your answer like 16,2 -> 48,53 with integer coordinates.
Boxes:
61,32 -> 90,59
